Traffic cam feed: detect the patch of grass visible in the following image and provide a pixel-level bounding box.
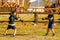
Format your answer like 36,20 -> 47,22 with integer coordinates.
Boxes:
0,22 -> 60,40
0,14 -> 60,40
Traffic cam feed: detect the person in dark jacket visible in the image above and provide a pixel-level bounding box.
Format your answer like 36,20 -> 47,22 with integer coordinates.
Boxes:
4,11 -> 18,36
45,10 -> 55,36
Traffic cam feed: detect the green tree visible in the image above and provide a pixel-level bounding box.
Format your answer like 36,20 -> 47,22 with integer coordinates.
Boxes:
43,0 -> 52,8
43,0 -> 47,7
24,0 -> 30,11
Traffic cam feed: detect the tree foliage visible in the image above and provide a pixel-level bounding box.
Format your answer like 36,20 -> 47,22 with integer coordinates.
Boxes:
24,0 -> 30,11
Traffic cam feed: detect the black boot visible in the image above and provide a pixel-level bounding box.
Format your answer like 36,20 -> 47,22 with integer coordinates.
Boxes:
52,33 -> 55,36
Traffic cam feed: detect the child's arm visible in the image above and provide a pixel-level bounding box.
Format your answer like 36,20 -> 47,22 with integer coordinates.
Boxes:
50,17 -> 53,20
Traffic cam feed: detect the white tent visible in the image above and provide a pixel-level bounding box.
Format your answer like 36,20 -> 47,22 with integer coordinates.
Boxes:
29,0 -> 37,2
29,0 -> 45,8
28,0 -> 45,12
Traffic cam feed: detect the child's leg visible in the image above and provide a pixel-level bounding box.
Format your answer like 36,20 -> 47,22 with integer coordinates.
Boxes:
4,29 -> 8,35
46,28 -> 49,35
4,25 -> 10,35
13,29 -> 16,36
45,23 -> 50,35
51,23 -> 55,36
51,28 -> 55,36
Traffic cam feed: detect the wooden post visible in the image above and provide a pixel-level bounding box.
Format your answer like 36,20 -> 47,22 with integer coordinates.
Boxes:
0,0 -> 2,6
34,12 -> 38,23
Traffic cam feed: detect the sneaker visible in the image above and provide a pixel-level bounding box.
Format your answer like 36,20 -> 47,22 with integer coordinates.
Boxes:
4,34 -> 6,36
13,34 -> 16,37
52,33 -> 55,36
